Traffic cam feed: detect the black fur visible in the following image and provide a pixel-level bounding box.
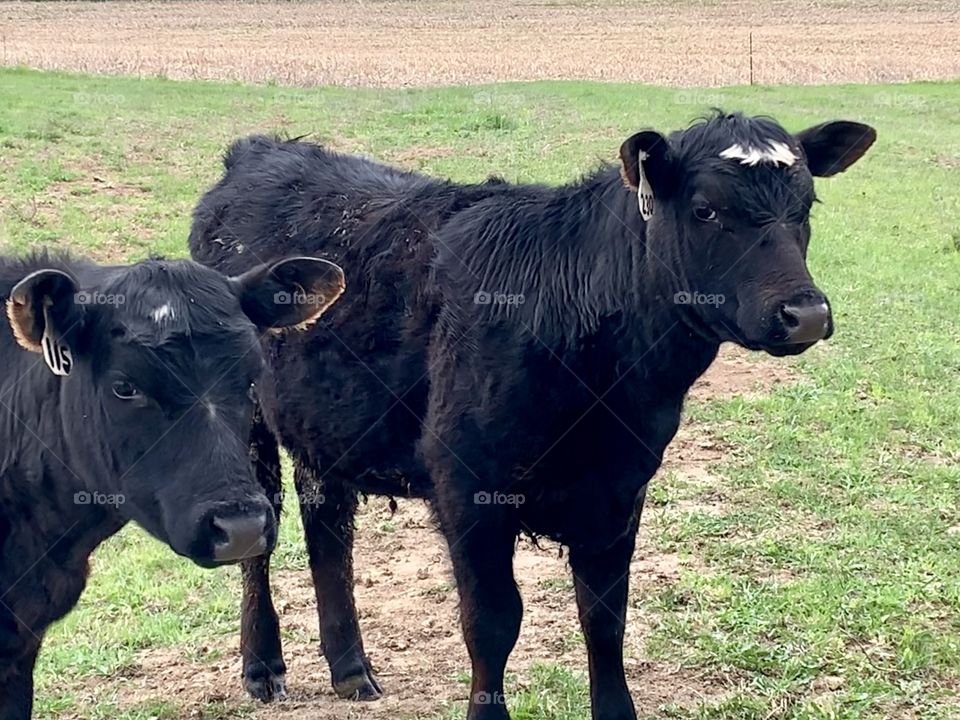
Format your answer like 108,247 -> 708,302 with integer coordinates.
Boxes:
189,111 -> 875,719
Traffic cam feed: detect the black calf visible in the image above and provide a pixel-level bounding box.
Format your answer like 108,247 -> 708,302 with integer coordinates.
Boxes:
0,252 -> 343,718
190,112 -> 875,719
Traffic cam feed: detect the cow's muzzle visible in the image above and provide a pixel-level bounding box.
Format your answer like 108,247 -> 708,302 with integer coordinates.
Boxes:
211,512 -> 271,562
192,499 -> 277,566
779,299 -> 832,344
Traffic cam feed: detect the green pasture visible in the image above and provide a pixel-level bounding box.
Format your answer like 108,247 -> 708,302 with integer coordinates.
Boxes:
1,68 -> 958,719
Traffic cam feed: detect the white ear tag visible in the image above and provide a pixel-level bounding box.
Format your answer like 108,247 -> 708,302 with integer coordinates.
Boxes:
40,303 -> 73,377
637,150 -> 654,221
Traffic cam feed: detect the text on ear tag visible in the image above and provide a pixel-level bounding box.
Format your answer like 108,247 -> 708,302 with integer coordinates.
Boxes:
637,150 -> 654,221
41,303 -> 72,377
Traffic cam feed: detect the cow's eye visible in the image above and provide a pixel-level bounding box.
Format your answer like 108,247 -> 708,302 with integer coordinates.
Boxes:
112,381 -> 140,401
694,205 -> 718,222
248,382 -> 257,401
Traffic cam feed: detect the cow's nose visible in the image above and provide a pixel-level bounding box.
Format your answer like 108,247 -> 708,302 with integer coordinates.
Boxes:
209,511 -> 271,562
780,301 -> 831,344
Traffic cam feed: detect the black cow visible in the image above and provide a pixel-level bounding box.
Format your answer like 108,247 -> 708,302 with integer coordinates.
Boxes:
189,112 -> 875,720
0,251 -> 344,719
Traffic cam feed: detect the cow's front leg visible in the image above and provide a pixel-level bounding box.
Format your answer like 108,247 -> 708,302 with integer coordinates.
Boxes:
568,496 -> 643,720
240,556 -> 286,701
296,462 -> 381,700
240,410 -> 287,702
437,494 -> 521,720
0,642 -> 40,720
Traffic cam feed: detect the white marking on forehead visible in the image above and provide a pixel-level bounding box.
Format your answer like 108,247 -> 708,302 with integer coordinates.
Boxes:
204,399 -> 217,420
151,304 -> 175,323
719,140 -> 797,167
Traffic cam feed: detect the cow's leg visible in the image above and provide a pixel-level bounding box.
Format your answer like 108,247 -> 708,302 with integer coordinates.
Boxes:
437,497 -> 520,720
567,493 -> 643,720
240,409 -> 287,702
296,461 -> 381,700
0,642 -> 39,720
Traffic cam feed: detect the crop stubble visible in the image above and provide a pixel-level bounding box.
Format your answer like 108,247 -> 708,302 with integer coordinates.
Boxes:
2,0 -> 959,88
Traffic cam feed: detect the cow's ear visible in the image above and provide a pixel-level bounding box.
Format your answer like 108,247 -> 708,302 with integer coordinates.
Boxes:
619,131 -> 676,220
795,121 -> 876,177
6,269 -> 82,376
234,256 -> 345,331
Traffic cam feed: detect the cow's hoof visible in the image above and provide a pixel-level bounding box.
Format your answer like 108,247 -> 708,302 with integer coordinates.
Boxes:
244,659 -> 288,702
333,668 -> 383,701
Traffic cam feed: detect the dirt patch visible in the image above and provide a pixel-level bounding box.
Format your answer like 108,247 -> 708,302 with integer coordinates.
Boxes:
2,1 -> 959,88
95,500 -> 730,719
689,344 -> 799,403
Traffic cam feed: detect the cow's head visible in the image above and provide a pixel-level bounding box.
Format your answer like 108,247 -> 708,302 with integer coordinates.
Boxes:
5,256 -> 344,567
620,112 -> 875,356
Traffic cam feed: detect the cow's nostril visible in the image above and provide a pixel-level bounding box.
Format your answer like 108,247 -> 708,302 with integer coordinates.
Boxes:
210,513 -> 269,562
779,304 -> 801,329
779,302 -> 830,344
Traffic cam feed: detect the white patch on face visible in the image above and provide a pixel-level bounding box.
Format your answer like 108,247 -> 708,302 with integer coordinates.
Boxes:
204,399 -> 217,421
151,304 -> 175,323
719,140 -> 797,167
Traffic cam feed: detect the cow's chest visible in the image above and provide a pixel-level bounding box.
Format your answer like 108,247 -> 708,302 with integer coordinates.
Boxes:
1,532 -> 91,637
509,398 -> 682,550
0,496 -> 97,641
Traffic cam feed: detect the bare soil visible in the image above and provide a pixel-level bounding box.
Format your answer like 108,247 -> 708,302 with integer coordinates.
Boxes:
72,346 -> 795,719
2,1 -> 958,88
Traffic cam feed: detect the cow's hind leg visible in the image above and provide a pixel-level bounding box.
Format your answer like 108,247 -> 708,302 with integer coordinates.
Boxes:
296,460 -> 382,700
568,499 -> 642,720
240,409 -> 287,702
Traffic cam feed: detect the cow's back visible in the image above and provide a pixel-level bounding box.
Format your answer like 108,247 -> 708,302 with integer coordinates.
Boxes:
188,137 -> 508,494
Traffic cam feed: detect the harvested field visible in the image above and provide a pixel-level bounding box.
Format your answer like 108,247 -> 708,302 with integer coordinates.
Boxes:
1,0 -> 959,88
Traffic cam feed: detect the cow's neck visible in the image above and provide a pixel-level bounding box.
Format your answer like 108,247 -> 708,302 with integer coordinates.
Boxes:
0,373 -> 126,625
568,169 -> 720,396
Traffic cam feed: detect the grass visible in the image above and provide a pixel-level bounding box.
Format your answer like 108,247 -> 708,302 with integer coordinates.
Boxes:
1,67 -> 959,719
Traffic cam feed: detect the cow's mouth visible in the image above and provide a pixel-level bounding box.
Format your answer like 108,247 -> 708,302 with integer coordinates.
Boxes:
763,339 -> 820,357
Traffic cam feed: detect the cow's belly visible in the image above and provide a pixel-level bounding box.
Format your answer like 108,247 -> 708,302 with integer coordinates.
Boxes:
262,332 -> 431,495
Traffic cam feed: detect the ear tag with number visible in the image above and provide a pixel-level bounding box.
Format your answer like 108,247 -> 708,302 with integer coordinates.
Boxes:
637,150 -> 654,221
41,303 -> 73,377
